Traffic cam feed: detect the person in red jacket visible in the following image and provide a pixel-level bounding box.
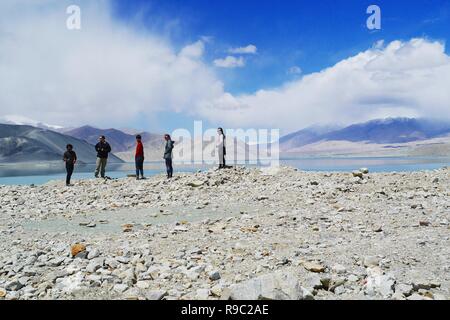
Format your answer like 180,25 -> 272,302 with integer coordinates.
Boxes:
135,135 -> 145,180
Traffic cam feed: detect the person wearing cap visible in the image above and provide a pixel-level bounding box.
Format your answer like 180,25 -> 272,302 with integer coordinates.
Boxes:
94,135 -> 111,178
135,134 -> 145,180
63,144 -> 77,186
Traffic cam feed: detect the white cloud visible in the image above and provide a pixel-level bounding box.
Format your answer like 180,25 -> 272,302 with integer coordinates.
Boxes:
0,0 -> 224,128
200,38 -> 450,132
213,56 -> 245,68
1,1 -> 449,133
228,44 -> 257,54
179,40 -> 205,58
287,66 -> 302,75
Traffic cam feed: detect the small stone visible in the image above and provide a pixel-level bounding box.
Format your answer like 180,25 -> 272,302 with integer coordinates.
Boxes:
210,284 -> 223,297
305,274 -> 322,289
145,290 -> 167,300
363,256 -> 379,267
331,264 -> 346,274
396,283 -> 413,296
407,293 -> 431,300
412,280 -> 440,291
347,275 -> 359,282
6,281 -> 24,291
220,288 -> 232,300
360,168 -> 369,174
173,226 -> 188,232
304,262 -> 325,273
419,221 -> 431,227
352,171 -> 363,178
334,285 -> 346,295
122,224 -> 134,232
301,287 -> 315,300
87,249 -> 100,260
86,260 -> 102,273
187,181 -> 204,188
71,243 -> 86,257
392,292 -> 406,300
113,283 -> 129,293
433,293 -> 447,300
196,288 -> 210,300
373,226 -> 383,233
116,256 -> 130,264
86,223 -> 96,228
0,288 -> 6,298
75,251 -> 88,259
136,280 -> 151,289
209,270 -> 221,281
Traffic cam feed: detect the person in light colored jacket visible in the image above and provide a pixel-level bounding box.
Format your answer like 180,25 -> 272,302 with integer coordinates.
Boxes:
217,127 -> 226,169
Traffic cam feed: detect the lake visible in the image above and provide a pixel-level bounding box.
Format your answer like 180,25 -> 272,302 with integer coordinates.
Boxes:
0,156 -> 449,186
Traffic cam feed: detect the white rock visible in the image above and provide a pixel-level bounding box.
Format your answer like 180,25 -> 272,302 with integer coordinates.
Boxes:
113,283 -> 129,293
196,288 -> 210,300
229,271 -> 304,300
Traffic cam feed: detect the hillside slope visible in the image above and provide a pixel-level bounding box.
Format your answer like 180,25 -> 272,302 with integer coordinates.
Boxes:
0,124 -> 124,164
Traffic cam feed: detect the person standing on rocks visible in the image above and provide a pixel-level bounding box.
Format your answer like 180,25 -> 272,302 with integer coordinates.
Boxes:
63,144 -> 77,186
217,127 -> 226,169
163,134 -> 174,179
94,135 -> 111,178
135,134 -> 145,180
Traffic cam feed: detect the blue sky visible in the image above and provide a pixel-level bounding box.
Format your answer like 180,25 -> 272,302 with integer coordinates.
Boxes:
1,0 -> 450,134
109,0 -> 450,133
111,0 -> 450,94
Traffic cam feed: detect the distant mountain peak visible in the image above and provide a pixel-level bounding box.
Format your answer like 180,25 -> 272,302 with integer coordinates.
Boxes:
0,115 -> 63,131
280,117 -> 450,152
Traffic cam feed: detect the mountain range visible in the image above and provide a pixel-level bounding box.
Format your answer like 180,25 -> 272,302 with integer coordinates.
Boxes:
0,124 -> 123,164
63,126 -> 165,162
1,117 -> 449,164
280,118 -> 450,153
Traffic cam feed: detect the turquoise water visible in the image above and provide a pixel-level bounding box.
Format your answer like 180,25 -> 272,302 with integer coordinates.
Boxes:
0,157 -> 449,186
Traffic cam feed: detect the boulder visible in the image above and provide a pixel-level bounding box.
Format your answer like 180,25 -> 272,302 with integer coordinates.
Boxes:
229,271 -> 304,300
364,267 -> 396,298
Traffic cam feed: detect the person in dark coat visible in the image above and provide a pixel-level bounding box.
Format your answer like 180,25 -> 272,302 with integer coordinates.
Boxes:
94,135 -> 111,178
163,134 -> 174,179
63,144 -> 77,186
135,135 -> 145,180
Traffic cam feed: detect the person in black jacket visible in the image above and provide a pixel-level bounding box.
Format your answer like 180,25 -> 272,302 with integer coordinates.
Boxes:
163,134 -> 174,178
63,144 -> 77,186
94,135 -> 111,178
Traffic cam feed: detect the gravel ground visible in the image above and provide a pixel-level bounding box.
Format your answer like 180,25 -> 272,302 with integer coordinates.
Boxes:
0,166 -> 449,300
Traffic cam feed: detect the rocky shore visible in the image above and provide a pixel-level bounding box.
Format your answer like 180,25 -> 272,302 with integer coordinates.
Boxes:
0,166 -> 449,300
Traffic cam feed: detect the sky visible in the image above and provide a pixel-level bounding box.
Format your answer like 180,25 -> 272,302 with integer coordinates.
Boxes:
0,0 -> 450,135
